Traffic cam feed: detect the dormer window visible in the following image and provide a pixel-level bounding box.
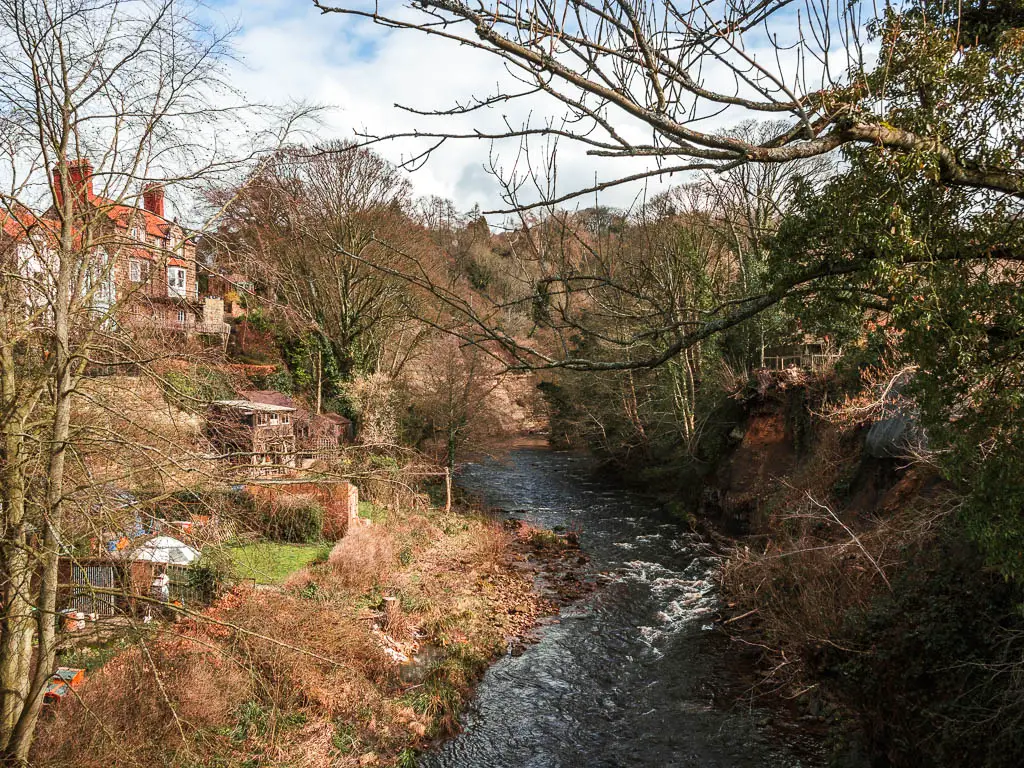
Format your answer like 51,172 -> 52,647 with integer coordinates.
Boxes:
167,266 -> 186,298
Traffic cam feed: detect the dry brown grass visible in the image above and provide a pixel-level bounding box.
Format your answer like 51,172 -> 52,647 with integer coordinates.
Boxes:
323,524 -> 396,590
383,597 -> 412,639
466,519 -> 511,569
34,500 -> 551,768
721,459 -> 952,697
33,640 -> 253,768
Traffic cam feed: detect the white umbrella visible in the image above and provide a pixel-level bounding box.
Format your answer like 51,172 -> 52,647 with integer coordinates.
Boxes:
129,535 -> 201,565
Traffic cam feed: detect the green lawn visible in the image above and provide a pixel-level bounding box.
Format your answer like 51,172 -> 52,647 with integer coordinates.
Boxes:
358,500 -> 387,523
227,541 -> 328,585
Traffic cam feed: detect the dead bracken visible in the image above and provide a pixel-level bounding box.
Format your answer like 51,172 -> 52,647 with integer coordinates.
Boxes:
32,503 -> 589,768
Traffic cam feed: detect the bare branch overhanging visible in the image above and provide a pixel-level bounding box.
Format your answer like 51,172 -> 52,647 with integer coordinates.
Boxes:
311,0 -> 1023,207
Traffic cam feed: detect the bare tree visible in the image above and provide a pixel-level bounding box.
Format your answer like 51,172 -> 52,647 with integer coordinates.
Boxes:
0,1 -> 294,760
313,0 -> 1024,204
307,1 -> 1023,372
212,142 -> 434,379
403,334 -> 506,470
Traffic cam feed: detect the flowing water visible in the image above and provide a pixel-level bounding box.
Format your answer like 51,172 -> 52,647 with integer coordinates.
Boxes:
422,448 -> 823,768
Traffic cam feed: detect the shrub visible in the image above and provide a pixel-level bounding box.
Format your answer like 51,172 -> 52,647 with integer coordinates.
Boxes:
255,366 -> 294,394
225,490 -> 326,542
357,500 -> 387,524
327,526 -> 395,590
189,549 -> 236,603
227,315 -> 281,364
265,496 -> 324,543
835,530 -> 1024,768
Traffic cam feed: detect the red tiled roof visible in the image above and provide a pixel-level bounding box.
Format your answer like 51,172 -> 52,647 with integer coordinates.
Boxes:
1,206 -> 38,239
41,192 -> 194,254
98,198 -> 173,240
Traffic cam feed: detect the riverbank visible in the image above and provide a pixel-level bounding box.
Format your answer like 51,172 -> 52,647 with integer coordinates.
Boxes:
586,369 -> 1024,767
32,500 -> 587,768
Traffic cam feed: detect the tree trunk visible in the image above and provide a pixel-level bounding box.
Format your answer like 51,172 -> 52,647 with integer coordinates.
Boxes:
1,224 -> 76,764
315,345 -> 323,415
447,424 -> 458,473
0,345 -> 37,751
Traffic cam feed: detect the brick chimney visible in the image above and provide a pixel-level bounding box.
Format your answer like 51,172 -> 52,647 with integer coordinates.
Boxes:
52,158 -> 94,208
142,183 -> 165,218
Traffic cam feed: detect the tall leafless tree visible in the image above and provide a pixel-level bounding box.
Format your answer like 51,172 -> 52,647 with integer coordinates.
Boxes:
0,1 -> 296,760
211,142 -> 434,380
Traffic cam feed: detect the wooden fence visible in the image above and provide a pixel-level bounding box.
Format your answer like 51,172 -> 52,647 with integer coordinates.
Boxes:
762,353 -> 840,372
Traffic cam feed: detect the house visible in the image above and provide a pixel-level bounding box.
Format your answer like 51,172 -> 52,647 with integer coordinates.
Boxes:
201,266 -> 253,318
240,390 -> 353,458
2,158 -> 230,344
206,399 -> 297,475
1,205 -> 44,311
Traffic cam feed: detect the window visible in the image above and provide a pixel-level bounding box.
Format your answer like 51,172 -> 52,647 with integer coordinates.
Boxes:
269,414 -> 279,425
282,415 -> 290,424
167,266 -> 186,297
130,226 -> 143,241
87,248 -> 115,311
177,310 -> 186,325
129,259 -> 149,283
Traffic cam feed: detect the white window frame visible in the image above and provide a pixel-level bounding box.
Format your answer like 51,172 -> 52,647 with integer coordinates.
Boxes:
167,266 -> 187,298
129,259 -> 148,283
88,248 -> 115,310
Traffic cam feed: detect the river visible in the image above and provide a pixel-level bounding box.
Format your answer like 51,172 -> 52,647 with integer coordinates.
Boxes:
421,448 -> 823,768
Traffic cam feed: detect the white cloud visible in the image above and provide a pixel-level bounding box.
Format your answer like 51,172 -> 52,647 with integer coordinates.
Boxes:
213,0 -> 864,219
211,0 -> 685,216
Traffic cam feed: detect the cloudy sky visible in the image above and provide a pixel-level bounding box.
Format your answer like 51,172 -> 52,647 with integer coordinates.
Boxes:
207,0 -> 698,216
208,0 -> 860,219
